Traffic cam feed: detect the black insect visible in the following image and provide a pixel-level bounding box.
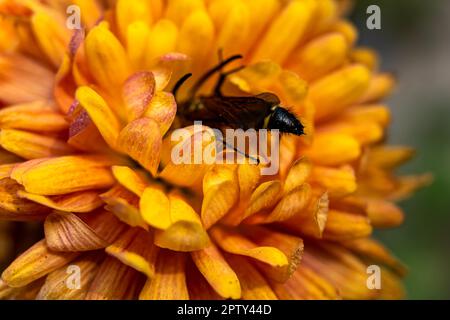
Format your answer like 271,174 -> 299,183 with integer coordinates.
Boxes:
172,54 -> 304,136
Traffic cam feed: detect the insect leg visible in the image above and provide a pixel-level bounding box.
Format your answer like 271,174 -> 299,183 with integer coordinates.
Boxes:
188,54 -> 243,101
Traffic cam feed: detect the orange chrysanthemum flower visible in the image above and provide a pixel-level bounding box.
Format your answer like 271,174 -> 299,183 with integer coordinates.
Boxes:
0,0 -> 431,300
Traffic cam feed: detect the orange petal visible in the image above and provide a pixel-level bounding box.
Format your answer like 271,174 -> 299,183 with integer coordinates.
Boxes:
117,117 -> 162,177
80,209 -> 127,244
122,71 -> 156,122
154,191 -> 209,252
0,129 -> 73,160
309,165 -> 357,198
244,180 -> 283,218
106,228 -> 158,278
191,242 -> 241,299
323,209 -> 372,240
44,212 -> 108,252
281,190 -> 329,239
284,157 -> 312,194
111,165 -> 148,197
252,0 -> 316,64
37,253 -> 103,300
358,73 -> 396,104
246,183 -> 311,224
310,64 -> 371,120
225,254 -> 278,300
1,240 -> 78,288
237,163 -> 260,199
139,250 -> 189,300
0,100 -> 68,132
0,178 -> 50,221
17,190 -> 102,213
10,155 -> 116,196
202,165 -> 239,229
143,91 -> 177,136
75,86 -> 121,150
304,133 -> 361,166
289,32 -> 348,81
210,225 -> 288,268
366,199 -> 405,228
86,256 -> 144,300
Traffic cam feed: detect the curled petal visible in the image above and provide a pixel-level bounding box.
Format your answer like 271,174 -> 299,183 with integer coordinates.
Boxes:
309,165 -> 357,198
144,92 -> 177,136
106,228 -> 158,278
323,210 -> 373,240
244,180 -> 282,218
284,157 -> 312,194
139,185 -> 171,229
210,226 -> 288,268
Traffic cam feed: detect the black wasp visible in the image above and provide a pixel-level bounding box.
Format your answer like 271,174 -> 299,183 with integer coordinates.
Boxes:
172,54 -> 305,136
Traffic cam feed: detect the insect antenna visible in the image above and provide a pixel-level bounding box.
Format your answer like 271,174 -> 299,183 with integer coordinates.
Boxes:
188,54 -> 243,101
215,135 -> 260,165
172,73 -> 192,100
214,65 -> 246,96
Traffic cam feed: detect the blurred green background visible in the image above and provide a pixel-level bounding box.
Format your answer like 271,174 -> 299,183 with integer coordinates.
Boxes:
351,0 -> 450,299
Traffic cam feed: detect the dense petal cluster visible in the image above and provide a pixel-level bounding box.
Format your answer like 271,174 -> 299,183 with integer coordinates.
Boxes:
0,0 -> 430,300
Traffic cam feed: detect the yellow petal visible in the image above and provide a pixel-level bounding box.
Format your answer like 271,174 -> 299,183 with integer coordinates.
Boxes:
44,212 -> 108,252
358,73 -> 396,104
252,0 -> 316,64
11,155 -> 116,196
76,86 -> 121,150
304,133 -> 361,166
122,71 -> 156,122
145,19 -> 178,64
154,191 -> 209,252
139,185 -> 171,229
80,209 -> 127,244
139,250 -> 189,300
309,165 -> 357,198
0,129 -> 73,160
191,242 -> 241,299
116,0 -> 152,39
106,228 -> 158,278
310,64 -> 371,120
17,190 -> 102,213
117,117 -> 162,177
289,32 -> 348,81
351,47 -> 380,72
85,23 -> 131,89
1,240 -> 78,288
111,165 -> 148,197
237,163 -> 260,199
210,226 -> 288,268
31,12 -> 69,67
165,0 -> 205,26
126,21 -> 151,69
